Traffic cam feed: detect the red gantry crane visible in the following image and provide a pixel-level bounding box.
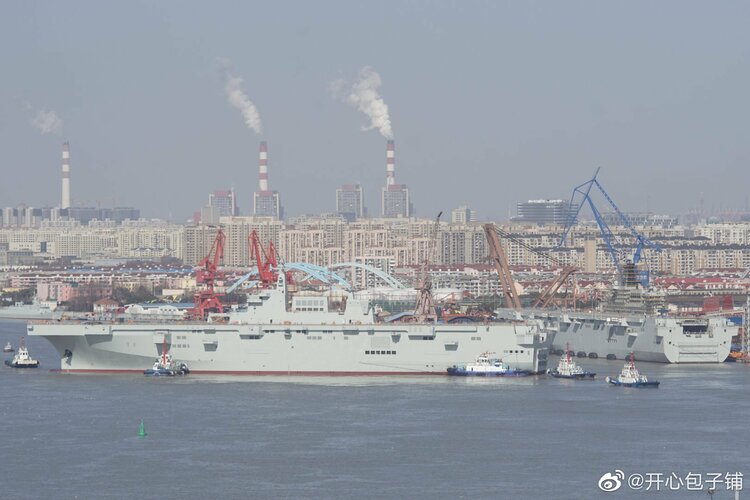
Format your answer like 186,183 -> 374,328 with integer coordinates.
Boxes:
248,230 -> 293,288
249,230 -> 275,287
192,227 -> 226,318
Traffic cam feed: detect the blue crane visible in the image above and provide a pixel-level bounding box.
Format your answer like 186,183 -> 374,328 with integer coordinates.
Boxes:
557,168 -> 662,286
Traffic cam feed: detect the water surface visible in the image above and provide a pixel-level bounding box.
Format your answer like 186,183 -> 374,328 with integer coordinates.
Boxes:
2,320 -> 746,499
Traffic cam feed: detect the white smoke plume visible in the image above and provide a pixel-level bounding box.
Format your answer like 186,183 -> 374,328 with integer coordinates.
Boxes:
31,109 -> 63,136
219,58 -> 263,135
332,66 -> 393,139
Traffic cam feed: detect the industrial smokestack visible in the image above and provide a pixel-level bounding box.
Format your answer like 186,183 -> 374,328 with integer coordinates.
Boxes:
386,140 -> 395,186
259,141 -> 268,192
62,142 -> 71,209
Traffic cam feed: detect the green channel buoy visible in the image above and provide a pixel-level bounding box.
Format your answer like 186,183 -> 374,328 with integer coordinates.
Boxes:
138,419 -> 147,438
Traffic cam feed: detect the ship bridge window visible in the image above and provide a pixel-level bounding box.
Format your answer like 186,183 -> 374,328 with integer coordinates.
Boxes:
683,325 -> 708,334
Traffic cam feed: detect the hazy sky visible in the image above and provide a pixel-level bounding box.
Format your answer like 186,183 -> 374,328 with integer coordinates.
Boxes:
1,1 -> 749,221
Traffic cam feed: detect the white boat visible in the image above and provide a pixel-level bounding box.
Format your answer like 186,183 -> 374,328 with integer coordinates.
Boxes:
605,353 -> 659,388
447,352 -> 530,377
547,345 -> 595,379
144,352 -> 190,376
3,342 -> 13,353
144,337 -> 189,376
4,338 -> 40,368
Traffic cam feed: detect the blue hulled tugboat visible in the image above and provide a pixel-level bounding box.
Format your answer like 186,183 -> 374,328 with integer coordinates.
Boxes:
547,344 -> 595,379
447,352 -> 530,377
605,353 -> 659,388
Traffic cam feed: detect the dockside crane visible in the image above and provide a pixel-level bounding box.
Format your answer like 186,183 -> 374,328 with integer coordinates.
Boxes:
557,168 -> 662,287
532,266 -> 578,309
485,224 -> 577,310
413,212 -> 442,323
249,230 -> 276,287
246,230 -> 294,288
192,227 -> 226,318
484,223 -> 522,309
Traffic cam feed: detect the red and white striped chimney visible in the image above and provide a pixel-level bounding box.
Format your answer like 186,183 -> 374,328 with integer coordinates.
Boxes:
386,139 -> 395,186
62,142 -> 71,209
259,141 -> 268,192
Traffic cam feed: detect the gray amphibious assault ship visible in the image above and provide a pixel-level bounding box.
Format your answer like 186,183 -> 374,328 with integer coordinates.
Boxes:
29,272 -> 550,375
499,284 -> 735,364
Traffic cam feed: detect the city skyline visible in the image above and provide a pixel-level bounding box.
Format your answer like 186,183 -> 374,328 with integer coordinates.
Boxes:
2,2 -> 750,220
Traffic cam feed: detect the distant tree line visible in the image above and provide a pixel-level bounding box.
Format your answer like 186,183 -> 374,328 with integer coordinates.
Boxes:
0,288 -> 35,306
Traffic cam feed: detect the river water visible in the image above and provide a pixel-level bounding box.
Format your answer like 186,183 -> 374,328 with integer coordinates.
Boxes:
1,320 -> 747,499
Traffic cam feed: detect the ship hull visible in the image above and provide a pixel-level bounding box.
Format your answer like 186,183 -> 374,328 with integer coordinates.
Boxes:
4,361 -> 39,368
548,372 -> 595,380
446,370 -> 529,377
28,321 -> 550,375
605,377 -> 660,388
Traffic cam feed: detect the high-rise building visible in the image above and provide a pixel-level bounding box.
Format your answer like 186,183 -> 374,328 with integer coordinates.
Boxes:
451,205 -> 477,224
199,205 -> 220,225
381,140 -> 412,218
68,206 -> 141,224
336,184 -> 365,222
253,141 -> 283,219
208,190 -> 238,217
109,207 -> 141,223
512,200 -> 574,225
382,186 -> 411,218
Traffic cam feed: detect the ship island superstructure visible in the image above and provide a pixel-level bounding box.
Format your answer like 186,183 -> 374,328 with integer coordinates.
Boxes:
28,273 -> 550,375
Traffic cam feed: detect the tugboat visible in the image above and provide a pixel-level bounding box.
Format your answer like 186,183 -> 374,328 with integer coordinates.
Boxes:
143,349 -> 189,376
3,341 -> 14,353
4,337 -> 39,368
447,352 -> 530,377
547,344 -> 596,379
605,353 -> 659,388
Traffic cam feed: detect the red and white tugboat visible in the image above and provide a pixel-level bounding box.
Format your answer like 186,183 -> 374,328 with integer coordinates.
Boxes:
547,344 -> 595,379
143,337 -> 189,376
605,352 -> 659,388
4,337 -> 40,368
